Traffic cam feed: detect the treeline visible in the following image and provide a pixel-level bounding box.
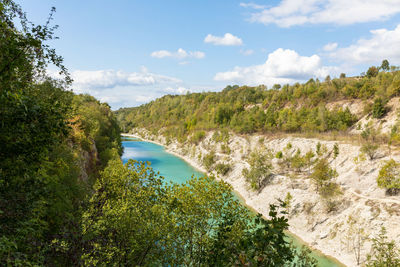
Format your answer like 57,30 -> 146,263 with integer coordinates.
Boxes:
116,65 -> 400,142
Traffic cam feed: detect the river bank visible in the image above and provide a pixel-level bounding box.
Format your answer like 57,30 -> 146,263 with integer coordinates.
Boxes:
122,133 -> 348,266
125,128 -> 400,266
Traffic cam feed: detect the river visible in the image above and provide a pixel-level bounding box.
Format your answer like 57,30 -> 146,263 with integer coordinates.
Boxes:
121,136 -> 344,267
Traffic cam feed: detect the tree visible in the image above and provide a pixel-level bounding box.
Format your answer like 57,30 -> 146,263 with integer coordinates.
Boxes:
284,192 -> 293,215
304,150 -> 315,174
242,149 -> 273,190
380,59 -> 390,72
340,73 -> 346,79
361,143 -> 379,160
83,159 -> 311,266
344,212 -> 367,265
311,158 -> 338,193
333,143 -> 339,159
372,98 -> 387,118
377,159 -> 400,195
367,66 -> 379,78
366,227 -> 400,267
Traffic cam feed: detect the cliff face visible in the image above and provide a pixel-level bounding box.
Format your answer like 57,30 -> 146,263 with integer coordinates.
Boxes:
131,127 -> 400,267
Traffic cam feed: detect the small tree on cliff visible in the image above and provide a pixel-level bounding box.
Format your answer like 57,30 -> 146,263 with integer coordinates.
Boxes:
242,149 -> 272,190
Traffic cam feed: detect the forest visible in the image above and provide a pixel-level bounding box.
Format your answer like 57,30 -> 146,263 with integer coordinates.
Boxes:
116,66 -> 400,143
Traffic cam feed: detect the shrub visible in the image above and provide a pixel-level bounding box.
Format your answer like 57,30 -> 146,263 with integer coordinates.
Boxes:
242,149 -> 272,190
215,163 -> 231,176
191,131 -> 205,144
311,158 -> 338,192
360,143 -> 379,160
366,227 -> 400,266
377,159 -> 400,195
202,151 -> 216,171
372,98 -> 387,119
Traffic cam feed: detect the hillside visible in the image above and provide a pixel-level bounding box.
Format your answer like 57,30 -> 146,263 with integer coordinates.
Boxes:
116,70 -> 400,141
118,69 -> 400,266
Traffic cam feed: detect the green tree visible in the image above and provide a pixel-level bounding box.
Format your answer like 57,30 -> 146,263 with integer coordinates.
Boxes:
311,158 -> 338,192
372,97 -> 387,118
242,149 -> 273,190
367,66 -> 379,78
377,159 -> 400,195
366,227 -> 400,267
381,59 -> 390,72
333,143 -> 339,159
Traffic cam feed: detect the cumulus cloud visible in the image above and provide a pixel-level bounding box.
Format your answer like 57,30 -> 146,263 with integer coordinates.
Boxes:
164,86 -> 190,94
204,33 -> 243,46
328,24 -> 400,65
214,48 -> 336,86
69,69 -> 181,91
323,42 -> 338,52
242,0 -> 400,27
151,48 -> 205,59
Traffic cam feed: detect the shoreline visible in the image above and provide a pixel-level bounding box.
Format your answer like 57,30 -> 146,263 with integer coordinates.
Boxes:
121,133 -> 346,266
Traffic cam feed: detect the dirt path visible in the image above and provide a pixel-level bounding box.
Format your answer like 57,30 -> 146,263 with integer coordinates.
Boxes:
348,189 -> 400,205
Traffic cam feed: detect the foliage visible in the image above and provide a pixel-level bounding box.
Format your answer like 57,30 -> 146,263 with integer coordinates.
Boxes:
361,143 -> 379,160
276,151 -> 283,159
381,59 -> 390,72
344,212 -> 367,265
311,158 -> 339,194
367,66 -> 379,78
202,151 -> 216,171
366,227 -> 400,267
190,130 -> 205,144
242,149 -> 273,190
372,97 -> 387,118
333,143 -> 339,159
82,160 -> 309,266
377,159 -> 400,195
215,162 -> 232,176
0,2 -> 122,264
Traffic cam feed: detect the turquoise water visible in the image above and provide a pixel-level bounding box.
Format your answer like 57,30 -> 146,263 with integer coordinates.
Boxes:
121,136 -> 344,267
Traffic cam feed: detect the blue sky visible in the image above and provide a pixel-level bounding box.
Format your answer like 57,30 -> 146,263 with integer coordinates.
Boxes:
17,0 -> 400,109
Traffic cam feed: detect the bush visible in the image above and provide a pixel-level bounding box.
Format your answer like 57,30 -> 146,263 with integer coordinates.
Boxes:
372,98 -> 387,118
202,151 -> 216,171
377,159 -> 400,195
366,227 -> 400,266
311,158 -> 338,192
190,131 -> 205,144
215,163 -> 231,176
242,149 -> 272,190
360,143 -> 379,160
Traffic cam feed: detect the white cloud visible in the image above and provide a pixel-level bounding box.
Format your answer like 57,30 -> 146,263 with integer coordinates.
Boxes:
70,69 -> 181,91
242,0 -> 400,27
328,24 -> 400,64
241,49 -> 254,56
323,42 -> 338,51
240,2 -> 267,9
164,86 -> 190,94
151,48 -> 205,59
204,33 -> 243,46
214,48 -> 336,86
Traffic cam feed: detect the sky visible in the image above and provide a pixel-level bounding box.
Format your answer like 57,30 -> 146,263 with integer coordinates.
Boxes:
17,0 -> 400,109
